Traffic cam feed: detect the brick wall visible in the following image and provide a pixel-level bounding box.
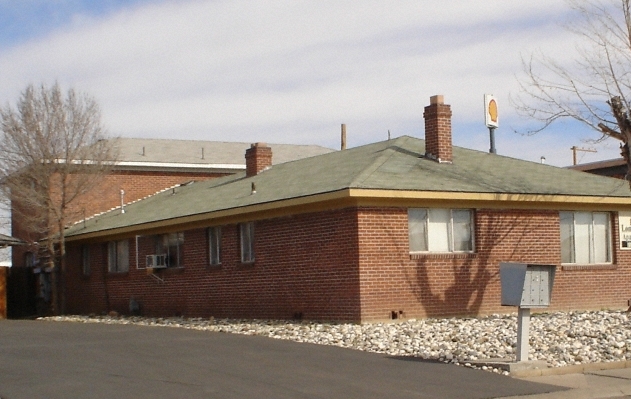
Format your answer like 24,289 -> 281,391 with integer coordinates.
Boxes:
65,208 -> 361,321
68,170 -> 229,223
12,170 -> 227,269
64,205 -> 631,323
356,207 -> 631,322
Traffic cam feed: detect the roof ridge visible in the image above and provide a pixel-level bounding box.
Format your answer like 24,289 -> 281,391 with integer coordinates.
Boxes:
349,136 -> 412,187
68,182 -> 188,229
115,137 -> 333,149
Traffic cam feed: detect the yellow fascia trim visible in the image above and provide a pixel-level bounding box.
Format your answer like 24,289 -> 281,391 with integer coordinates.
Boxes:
66,188 -> 631,242
66,190 -> 355,242
348,189 -> 631,210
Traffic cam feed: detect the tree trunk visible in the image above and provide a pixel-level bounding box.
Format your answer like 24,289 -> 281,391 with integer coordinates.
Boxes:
49,261 -> 59,316
59,246 -> 66,315
608,97 -> 631,189
58,215 -> 67,315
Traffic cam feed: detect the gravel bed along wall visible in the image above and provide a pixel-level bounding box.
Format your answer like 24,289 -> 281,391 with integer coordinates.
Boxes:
41,310 -> 631,375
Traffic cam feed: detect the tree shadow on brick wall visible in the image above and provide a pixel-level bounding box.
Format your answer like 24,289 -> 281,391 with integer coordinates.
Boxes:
412,256 -> 492,317
407,209 -> 548,318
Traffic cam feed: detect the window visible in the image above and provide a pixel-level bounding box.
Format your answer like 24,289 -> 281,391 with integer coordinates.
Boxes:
108,240 -> 129,273
240,222 -> 255,263
81,245 -> 90,276
156,232 -> 184,267
208,226 -> 221,265
408,208 -> 474,253
560,211 -> 611,264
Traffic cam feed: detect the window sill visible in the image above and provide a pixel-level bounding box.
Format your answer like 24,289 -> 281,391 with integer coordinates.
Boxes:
561,264 -> 617,271
410,252 -> 476,260
238,261 -> 255,269
107,271 -> 129,277
160,267 -> 185,275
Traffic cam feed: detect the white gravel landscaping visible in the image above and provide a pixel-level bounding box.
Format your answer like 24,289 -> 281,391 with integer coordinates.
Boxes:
42,310 -> 631,375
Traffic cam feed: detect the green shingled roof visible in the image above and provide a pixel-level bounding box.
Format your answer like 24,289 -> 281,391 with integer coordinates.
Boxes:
65,136 -> 631,239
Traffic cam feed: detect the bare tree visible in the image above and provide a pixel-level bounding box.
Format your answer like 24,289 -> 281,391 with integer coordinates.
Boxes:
0,83 -> 118,314
513,0 -> 631,182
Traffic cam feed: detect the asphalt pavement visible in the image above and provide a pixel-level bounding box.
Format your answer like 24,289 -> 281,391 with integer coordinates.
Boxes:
0,319 -> 565,399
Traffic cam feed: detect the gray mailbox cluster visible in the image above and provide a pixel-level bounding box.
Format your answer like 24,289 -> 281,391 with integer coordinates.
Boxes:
500,263 -> 556,308
499,262 -> 556,363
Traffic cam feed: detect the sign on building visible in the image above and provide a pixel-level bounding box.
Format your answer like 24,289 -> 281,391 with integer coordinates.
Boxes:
619,211 -> 631,249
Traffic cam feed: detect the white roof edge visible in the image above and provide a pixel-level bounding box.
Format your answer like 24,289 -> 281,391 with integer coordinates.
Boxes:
53,158 -> 246,170
114,161 -> 246,170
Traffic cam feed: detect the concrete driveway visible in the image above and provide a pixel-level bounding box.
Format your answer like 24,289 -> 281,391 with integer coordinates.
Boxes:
0,320 -> 564,399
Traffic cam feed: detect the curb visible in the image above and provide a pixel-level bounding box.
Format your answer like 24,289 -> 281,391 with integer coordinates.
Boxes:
511,360 -> 631,378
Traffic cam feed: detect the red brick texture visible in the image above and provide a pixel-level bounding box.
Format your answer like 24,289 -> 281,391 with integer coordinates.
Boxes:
70,170 -> 228,223
245,143 -> 273,177
357,207 -> 631,322
64,206 -> 631,323
423,95 -> 452,163
65,208 -> 361,321
12,170 -> 227,269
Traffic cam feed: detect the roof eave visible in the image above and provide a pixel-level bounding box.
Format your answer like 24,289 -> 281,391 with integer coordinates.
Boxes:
111,161 -> 245,173
65,188 -> 631,243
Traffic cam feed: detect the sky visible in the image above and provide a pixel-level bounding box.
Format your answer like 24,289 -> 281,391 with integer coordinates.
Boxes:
0,0 -> 624,167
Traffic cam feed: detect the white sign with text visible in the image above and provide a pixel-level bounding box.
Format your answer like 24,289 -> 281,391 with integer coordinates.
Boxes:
619,211 -> 631,249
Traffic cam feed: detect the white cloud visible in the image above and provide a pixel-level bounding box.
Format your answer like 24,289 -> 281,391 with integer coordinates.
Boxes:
0,0 -> 610,166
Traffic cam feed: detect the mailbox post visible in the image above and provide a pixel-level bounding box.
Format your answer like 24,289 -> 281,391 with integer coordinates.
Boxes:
500,263 -> 556,362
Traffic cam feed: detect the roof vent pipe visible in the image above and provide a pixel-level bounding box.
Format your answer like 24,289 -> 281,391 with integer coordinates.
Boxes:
120,189 -> 125,214
341,124 -> 347,150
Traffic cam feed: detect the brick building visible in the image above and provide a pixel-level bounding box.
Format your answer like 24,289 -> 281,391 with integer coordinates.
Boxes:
568,158 -> 627,179
7,139 -> 332,317
61,95 -> 631,323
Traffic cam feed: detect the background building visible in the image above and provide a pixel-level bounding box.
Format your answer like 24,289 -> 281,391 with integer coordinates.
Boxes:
7,138 -> 332,317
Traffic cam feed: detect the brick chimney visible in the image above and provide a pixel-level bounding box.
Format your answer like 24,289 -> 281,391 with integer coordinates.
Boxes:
245,142 -> 272,177
423,95 -> 452,163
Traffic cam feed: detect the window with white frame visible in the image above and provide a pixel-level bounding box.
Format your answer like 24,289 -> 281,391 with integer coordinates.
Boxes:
240,222 -> 255,263
560,211 -> 611,264
81,245 -> 90,276
208,226 -> 221,265
408,208 -> 474,253
156,232 -> 184,268
108,240 -> 129,273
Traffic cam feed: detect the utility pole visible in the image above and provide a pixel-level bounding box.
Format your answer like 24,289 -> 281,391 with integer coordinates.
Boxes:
571,146 -> 597,165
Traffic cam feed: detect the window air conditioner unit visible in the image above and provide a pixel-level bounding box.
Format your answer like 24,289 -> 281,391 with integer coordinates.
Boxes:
146,254 -> 167,268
